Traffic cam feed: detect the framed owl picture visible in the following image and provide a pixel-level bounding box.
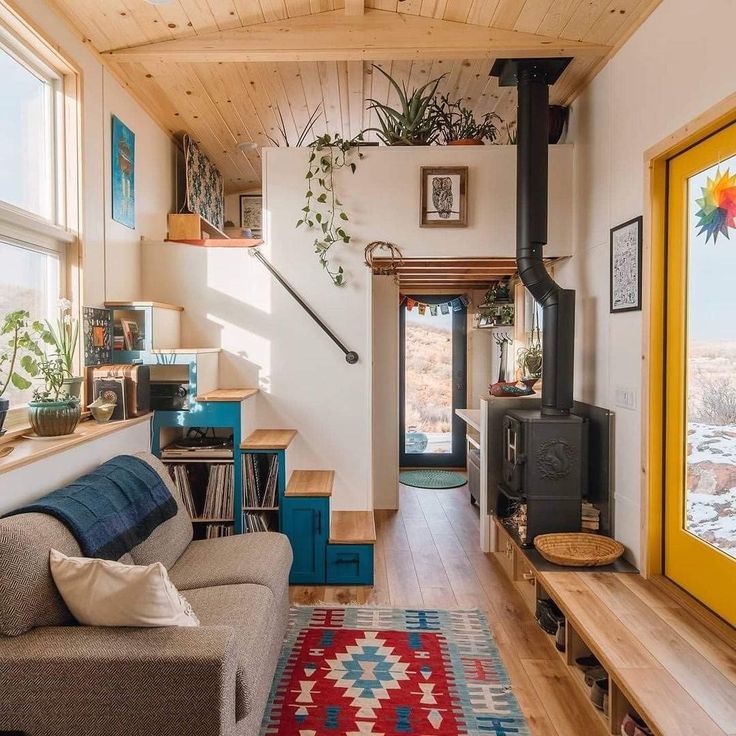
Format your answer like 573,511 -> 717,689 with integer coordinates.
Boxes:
420,166 -> 468,228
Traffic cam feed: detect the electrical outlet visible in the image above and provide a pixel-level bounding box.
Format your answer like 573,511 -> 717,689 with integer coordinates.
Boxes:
615,386 -> 638,410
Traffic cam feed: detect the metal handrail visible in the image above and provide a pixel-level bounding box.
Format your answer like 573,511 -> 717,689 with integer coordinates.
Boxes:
249,249 -> 359,365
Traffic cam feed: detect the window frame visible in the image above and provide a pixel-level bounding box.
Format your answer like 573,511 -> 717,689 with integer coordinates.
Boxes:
0,0 -> 81,431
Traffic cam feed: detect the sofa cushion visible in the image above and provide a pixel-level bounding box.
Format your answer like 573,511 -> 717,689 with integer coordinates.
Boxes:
127,452 -> 193,569
169,532 -> 292,602
184,583 -> 276,721
0,513 -> 80,636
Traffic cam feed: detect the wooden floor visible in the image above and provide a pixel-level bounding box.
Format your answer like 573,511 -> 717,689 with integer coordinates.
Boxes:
290,483 -> 608,736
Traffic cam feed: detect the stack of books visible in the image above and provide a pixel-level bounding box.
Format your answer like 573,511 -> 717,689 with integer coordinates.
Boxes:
581,501 -> 601,532
243,455 -> 279,508
169,465 -> 196,518
202,465 -> 234,519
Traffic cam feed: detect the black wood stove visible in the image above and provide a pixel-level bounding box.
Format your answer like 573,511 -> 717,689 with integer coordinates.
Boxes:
491,57 -> 589,546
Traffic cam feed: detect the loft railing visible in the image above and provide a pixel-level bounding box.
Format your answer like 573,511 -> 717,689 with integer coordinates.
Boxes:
249,249 -> 359,365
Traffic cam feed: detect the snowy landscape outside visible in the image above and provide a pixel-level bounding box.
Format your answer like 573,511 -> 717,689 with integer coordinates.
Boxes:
685,156 -> 736,559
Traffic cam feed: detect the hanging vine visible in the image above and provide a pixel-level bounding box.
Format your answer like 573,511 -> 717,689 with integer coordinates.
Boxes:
297,133 -> 364,286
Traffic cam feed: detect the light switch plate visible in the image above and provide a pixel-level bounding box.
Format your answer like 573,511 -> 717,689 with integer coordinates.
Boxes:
615,386 -> 638,410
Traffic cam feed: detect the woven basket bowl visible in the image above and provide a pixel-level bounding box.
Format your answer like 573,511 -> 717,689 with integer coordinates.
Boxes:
534,533 -> 625,567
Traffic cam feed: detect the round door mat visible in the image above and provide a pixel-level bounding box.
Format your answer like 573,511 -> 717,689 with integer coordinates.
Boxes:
399,470 -> 467,489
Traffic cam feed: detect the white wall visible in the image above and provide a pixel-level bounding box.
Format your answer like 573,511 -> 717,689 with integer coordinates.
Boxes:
16,0 -> 176,306
143,145 -> 573,510
557,0 -> 736,565
0,421 -> 151,514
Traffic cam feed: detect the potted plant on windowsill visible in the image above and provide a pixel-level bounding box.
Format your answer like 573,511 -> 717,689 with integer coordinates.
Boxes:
27,354 -> 81,437
46,299 -> 82,398
431,95 -> 502,146
0,310 -> 37,436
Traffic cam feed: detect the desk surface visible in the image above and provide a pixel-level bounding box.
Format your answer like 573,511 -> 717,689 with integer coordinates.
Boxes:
455,408 -> 481,433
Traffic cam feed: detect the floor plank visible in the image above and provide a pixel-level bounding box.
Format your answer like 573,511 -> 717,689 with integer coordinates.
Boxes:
290,484 -> 609,736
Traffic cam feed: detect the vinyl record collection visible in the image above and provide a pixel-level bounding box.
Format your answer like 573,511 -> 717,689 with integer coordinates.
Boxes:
206,524 -> 234,539
243,513 -> 272,533
243,454 -> 279,508
169,463 -> 234,521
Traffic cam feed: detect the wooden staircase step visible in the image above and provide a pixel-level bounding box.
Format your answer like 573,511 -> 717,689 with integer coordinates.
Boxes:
196,388 -> 258,402
241,429 -> 297,450
330,511 -> 376,545
286,470 -> 334,497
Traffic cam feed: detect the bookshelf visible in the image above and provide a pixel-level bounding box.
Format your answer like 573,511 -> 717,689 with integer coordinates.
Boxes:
241,449 -> 287,534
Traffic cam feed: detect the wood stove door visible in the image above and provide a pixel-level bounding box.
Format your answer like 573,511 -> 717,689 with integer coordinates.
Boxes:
399,294 -> 467,468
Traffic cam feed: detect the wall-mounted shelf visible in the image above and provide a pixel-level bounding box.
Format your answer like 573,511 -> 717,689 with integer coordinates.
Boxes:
166,213 -> 262,248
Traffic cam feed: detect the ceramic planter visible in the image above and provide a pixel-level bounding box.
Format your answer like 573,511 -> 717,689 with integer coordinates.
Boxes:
0,397 -> 8,435
447,138 -> 485,146
62,376 -> 84,399
28,400 -> 81,437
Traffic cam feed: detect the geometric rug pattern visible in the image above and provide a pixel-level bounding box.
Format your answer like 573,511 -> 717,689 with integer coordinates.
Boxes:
261,607 -> 530,735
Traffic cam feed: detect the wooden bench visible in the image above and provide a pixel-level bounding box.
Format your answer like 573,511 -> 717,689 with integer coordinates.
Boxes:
493,520 -> 736,736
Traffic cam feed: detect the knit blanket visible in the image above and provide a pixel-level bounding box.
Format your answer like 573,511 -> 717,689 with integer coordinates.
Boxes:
5,455 -> 177,560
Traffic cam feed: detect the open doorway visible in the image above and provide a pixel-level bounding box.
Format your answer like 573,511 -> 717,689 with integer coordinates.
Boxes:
399,295 -> 467,468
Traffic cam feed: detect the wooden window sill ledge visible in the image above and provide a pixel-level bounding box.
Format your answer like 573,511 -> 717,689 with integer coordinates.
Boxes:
0,414 -> 152,476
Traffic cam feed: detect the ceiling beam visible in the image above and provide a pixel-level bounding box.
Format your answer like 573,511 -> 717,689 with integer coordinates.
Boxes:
345,0 -> 365,16
103,10 -> 610,63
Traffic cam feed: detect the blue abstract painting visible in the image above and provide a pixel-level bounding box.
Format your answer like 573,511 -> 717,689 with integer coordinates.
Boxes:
111,115 -> 135,229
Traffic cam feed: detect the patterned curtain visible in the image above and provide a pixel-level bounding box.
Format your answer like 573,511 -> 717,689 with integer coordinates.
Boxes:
184,134 -> 224,231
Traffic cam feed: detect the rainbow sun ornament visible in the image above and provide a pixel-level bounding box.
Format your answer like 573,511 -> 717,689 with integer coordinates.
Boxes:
695,167 -> 736,243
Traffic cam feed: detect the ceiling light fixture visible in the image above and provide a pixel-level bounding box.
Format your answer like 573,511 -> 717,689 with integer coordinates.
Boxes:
237,141 -> 259,152
145,0 -> 172,5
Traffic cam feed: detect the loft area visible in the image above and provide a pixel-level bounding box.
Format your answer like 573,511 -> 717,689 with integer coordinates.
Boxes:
0,1 -> 735,736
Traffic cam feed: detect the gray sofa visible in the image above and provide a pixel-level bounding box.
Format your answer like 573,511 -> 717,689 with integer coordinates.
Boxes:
0,452 -> 293,736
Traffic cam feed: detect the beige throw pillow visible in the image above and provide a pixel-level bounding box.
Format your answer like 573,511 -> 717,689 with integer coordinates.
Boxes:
49,549 -> 200,628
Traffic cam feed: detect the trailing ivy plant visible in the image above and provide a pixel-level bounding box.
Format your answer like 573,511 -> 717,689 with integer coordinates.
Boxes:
297,132 -> 365,286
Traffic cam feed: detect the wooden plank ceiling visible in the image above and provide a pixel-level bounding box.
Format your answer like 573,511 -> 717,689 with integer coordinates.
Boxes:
50,0 -> 660,193
373,256 -> 518,290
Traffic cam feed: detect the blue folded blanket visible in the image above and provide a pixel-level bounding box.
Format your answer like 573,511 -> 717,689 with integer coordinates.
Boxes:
4,454 -> 177,560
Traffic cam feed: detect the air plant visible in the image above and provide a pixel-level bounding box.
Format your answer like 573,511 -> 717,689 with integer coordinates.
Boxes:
267,104 -> 323,147
366,65 -> 445,146
431,94 -> 502,144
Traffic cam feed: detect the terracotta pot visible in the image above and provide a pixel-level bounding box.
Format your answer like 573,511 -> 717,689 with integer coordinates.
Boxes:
28,400 -> 81,437
447,138 -> 485,146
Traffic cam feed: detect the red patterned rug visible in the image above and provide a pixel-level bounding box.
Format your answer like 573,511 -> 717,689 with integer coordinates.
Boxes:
261,607 -> 529,736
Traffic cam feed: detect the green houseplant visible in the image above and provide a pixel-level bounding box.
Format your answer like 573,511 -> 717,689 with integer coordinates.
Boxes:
0,310 -> 39,435
45,299 -> 82,398
366,65 -> 444,146
297,132 -> 365,285
431,95 -> 502,145
27,353 -> 81,437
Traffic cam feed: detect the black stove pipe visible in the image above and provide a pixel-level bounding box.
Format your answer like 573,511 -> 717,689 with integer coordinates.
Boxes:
492,58 -> 575,416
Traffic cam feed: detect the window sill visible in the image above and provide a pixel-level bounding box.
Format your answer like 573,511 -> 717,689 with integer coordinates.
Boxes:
0,414 -> 151,476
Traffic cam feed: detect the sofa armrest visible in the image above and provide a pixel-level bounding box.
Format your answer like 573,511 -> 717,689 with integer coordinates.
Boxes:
0,625 -> 238,736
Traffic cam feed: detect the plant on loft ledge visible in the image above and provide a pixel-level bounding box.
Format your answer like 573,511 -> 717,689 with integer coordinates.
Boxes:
366,65 -> 444,146
297,132 -> 365,286
431,94 -> 502,145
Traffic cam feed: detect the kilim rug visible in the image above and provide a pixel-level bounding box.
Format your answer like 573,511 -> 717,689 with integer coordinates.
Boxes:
261,607 -> 530,736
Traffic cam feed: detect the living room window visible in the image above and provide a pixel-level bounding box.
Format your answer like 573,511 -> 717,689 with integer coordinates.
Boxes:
0,1 -> 80,428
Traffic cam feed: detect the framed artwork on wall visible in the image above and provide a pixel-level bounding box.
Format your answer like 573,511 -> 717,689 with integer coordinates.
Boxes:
610,216 -> 643,313
240,194 -> 263,238
111,115 -> 135,229
420,166 -> 468,228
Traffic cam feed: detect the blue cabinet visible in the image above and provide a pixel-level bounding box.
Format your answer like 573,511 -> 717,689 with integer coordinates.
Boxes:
282,497 -> 328,584
326,544 -> 374,585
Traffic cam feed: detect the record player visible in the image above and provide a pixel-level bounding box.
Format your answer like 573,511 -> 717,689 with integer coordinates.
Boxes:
162,428 -> 234,459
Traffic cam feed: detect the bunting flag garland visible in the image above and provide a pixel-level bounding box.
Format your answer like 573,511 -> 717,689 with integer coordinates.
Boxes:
400,294 -> 469,316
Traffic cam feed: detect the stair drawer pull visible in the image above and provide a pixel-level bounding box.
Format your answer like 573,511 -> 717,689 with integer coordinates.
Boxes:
335,557 -> 358,565
316,511 -> 321,535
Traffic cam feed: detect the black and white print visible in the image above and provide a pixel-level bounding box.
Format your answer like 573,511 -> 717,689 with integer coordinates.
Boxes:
610,216 -> 643,313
